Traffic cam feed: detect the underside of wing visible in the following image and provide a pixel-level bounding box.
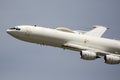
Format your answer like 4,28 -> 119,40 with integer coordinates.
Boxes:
63,42 -> 120,56
63,42 -> 120,64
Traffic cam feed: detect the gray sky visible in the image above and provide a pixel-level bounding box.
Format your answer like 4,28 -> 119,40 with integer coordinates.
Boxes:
0,0 -> 120,80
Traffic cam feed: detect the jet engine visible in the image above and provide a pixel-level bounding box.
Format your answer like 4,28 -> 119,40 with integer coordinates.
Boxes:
80,50 -> 99,60
104,55 -> 120,64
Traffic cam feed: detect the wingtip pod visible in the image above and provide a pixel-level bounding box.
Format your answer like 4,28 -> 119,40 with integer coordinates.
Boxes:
93,25 -> 109,29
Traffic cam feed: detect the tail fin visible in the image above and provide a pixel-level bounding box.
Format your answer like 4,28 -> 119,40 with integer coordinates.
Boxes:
85,25 -> 109,37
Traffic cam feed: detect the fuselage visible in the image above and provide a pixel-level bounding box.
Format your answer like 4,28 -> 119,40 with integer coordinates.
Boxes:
7,25 -> 120,55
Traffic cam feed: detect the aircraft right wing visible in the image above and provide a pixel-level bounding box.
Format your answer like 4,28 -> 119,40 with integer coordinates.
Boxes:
85,25 -> 109,37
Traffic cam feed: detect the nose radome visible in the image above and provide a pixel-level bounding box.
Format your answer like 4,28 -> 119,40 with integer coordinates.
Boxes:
6,29 -> 14,35
6,29 -> 10,33
6,29 -> 11,34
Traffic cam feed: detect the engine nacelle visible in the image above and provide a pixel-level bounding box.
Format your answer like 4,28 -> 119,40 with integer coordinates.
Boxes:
80,50 -> 98,60
104,55 -> 120,64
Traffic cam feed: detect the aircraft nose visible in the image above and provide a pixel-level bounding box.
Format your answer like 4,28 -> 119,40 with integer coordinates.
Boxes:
6,29 -> 12,34
6,29 -> 15,35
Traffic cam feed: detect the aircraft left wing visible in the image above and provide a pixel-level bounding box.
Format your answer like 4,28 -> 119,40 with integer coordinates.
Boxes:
63,42 -> 120,56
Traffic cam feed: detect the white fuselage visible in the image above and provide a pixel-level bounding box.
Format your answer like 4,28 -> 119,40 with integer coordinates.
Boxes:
7,25 -> 120,55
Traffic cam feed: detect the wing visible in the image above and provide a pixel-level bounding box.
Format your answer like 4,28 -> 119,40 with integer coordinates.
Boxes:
63,42 -> 120,57
85,25 -> 109,37
63,42 -> 120,64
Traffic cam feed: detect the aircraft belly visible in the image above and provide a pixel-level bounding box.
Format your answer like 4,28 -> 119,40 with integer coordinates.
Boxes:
18,33 -> 66,48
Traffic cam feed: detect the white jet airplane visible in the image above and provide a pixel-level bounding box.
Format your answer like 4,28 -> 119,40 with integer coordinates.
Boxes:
6,25 -> 120,64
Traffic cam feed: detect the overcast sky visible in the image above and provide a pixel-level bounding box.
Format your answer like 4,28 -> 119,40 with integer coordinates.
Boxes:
0,0 -> 120,80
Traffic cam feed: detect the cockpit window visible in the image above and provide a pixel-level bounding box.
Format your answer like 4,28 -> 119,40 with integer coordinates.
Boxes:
16,28 -> 21,30
10,27 -> 21,30
10,28 -> 16,29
